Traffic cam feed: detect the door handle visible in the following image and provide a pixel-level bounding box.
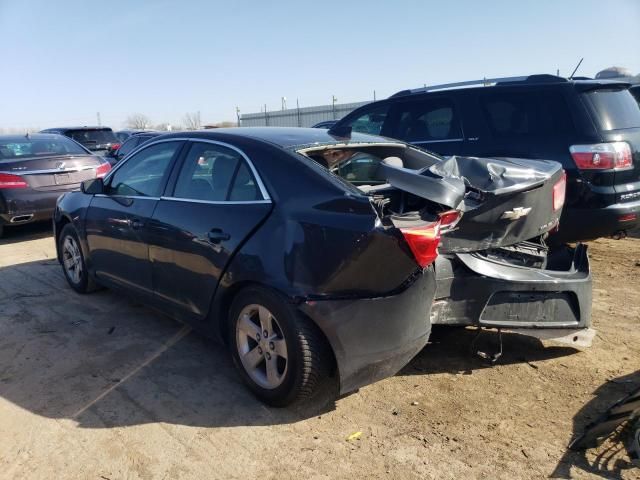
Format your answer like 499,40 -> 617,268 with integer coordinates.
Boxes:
130,218 -> 144,229
207,229 -> 230,244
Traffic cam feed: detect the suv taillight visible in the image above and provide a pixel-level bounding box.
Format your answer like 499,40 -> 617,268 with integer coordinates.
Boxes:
553,172 -> 566,211
95,162 -> 111,178
0,173 -> 28,189
569,142 -> 633,170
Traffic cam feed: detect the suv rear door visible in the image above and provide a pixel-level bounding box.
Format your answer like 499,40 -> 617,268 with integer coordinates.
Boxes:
578,85 -> 640,205
382,95 -> 466,156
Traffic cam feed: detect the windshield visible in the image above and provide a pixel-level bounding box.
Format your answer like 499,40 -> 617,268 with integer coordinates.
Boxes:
583,88 -> 640,131
66,129 -> 118,147
0,137 -> 88,161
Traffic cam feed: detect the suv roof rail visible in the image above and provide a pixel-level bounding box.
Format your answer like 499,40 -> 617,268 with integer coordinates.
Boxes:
390,74 -> 568,97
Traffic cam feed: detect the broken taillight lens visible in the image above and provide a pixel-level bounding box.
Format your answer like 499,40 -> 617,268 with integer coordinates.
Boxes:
0,172 -> 28,189
569,142 -> 633,170
95,162 -> 111,178
553,172 -> 567,211
400,223 -> 440,268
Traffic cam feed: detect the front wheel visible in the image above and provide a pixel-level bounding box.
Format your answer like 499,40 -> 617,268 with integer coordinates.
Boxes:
59,224 -> 98,294
229,286 -> 329,407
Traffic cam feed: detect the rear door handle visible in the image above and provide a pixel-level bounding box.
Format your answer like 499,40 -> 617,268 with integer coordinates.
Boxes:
207,229 -> 230,244
130,218 -> 144,229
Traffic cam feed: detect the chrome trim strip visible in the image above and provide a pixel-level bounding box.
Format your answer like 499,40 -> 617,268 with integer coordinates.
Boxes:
94,194 -> 161,200
103,137 -> 271,201
0,165 -> 97,175
412,138 -> 464,144
160,196 -> 272,205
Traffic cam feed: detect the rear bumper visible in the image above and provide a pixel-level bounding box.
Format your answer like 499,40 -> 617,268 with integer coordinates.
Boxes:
555,200 -> 640,242
432,244 -> 592,329
299,270 -> 435,395
0,189 -> 68,226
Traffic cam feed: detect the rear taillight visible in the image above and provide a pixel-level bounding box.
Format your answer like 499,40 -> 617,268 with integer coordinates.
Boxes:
110,143 -> 121,151
95,162 -> 111,178
438,210 -> 462,231
553,172 -> 567,211
569,142 -> 633,170
400,223 -> 440,268
0,173 -> 28,189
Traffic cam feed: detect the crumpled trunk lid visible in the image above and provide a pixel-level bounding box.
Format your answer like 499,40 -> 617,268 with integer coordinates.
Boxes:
380,155 -> 564,253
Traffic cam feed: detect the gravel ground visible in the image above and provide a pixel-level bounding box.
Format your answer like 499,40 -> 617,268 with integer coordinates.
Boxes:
0,224 -> 638,479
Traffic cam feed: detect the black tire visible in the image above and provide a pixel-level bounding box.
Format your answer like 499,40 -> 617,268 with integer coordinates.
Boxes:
59,223 -> 98,294
0,224 -> 4,238
228,286 -> 328,407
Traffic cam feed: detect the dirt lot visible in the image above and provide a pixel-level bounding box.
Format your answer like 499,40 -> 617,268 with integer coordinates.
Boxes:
0,224 -> 638,480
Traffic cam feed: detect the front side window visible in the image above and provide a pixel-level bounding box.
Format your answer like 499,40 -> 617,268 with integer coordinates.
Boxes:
392,98 -> 462,142
173,142 -> 261,202
108,141 -> 181,197
344,104 -> 389,135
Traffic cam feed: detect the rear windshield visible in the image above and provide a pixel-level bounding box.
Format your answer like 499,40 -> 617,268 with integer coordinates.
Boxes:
0,137 -> 88,161
582,88 -> 640,131
66,129 -> 118,146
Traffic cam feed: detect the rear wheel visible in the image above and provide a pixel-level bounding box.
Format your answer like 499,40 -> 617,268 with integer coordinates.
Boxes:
59,224 -> 98,293
229,286 -> 328,407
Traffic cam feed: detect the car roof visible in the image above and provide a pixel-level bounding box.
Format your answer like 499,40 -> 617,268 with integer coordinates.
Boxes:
390,74 -> 633,98
155,127 -> 398,149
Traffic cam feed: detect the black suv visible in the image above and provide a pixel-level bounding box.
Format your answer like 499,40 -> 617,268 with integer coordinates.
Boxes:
333,75 -> 640,242
40,127 -> 120,157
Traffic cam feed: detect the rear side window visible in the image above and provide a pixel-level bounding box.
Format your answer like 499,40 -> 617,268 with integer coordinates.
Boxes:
391,98 -> 462,142
481,90 -> 574,138
174,142 -> 260,202
582,88 -> 640,131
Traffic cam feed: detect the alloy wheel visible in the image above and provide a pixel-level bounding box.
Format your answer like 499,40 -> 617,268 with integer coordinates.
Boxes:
62,235 -> 83,284
235,304 -> 288,389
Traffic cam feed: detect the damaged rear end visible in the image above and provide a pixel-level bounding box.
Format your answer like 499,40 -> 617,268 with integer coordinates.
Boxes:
300,141 -> 592,346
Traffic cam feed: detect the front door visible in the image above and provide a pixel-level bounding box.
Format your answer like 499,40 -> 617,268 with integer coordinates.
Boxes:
85,140 -> 184,296
148,140 -> 272,320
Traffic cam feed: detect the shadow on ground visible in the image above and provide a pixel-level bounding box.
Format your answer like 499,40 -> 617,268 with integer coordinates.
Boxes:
550,370 -> 640,479
400,325 -> 579,377
0,221 -> 52,245
0,246 -> 580,431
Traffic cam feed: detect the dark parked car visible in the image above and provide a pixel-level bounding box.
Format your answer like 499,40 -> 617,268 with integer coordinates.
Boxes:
108,131 -> 163,163
115,129 -> 156,143
311,120 -> 338,129
630,85 -> 640,106
0,134 -> 110,237
40,127 -> 120,157
332,75 -> 640,242
53,128 -> 589,405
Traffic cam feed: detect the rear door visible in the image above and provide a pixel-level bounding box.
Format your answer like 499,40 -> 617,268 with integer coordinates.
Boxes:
148,140 -> 272,321
579,86 -> 640,204
382,96 -> 466,156
85,140 -> 184,296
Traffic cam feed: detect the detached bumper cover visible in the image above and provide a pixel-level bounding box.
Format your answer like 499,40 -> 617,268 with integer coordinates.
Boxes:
432,244 -> 592,328
299,271 -> 434,395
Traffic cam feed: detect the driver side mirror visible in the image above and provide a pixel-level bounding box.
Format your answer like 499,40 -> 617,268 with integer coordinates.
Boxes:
81,178 -> 104,195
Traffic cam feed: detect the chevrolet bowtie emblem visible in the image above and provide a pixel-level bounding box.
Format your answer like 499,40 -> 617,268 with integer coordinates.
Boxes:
56,161 -> 66,170
501,207 -> 532,220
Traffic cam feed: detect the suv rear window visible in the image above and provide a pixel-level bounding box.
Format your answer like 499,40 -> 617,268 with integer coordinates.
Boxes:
481,90 -> 574,138
582,88 -> 640,131
66,129 -> 118,147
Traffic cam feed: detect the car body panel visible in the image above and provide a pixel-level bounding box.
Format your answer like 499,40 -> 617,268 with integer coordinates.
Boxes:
55,129 -> 437,396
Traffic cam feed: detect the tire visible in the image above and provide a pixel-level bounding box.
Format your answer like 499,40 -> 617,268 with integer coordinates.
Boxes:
59,223 -> 98,294
229,286 -> 328,407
